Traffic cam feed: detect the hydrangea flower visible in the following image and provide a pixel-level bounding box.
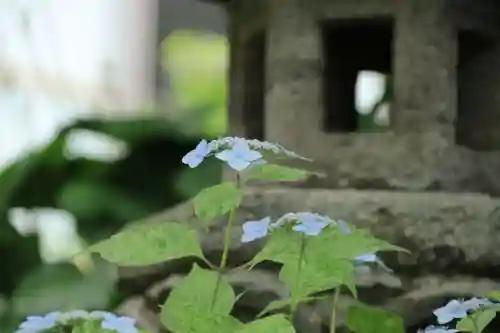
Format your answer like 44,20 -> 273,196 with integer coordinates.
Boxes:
418,326 -> 458,333
15,310 -> 139,333
182,139 -> 211,168
181,137 -> 311,170
16,312 -> 60,332
292,212 -> 328,236
209,137 -> 310,161
215,140 -> 262,171
433,297 -> 496,325
241,217 -> 271,242
461,297 -> 494,310
89,310 -> 116,319
433,299 -> 472,324
271,212 -> 332,229
58,310 -> 90,324
101,314 -> 138,333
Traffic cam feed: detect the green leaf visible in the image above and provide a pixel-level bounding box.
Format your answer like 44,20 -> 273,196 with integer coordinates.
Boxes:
193,182 -> 242,221
347,304 -> 404,333
90,222 -> 204,266
236,314 -> 295,333
252,227 -> 360,299
245,163 -> 310,182
488,291 -> 500,302
257,299 -> 291,318
257,296 -> 326,318
279,257 -> 355,300
79,320 -> 102,333
310,226 -> 407,262
250,227 -> 303,268
161,264 -> 241,333
457,309 -> 497,333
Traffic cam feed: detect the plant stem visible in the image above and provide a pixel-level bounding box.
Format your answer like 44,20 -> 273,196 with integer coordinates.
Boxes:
290,236 -> 306,319
329,287 -> 341,333
220,206 -> 237,270
210,173 -> 240,309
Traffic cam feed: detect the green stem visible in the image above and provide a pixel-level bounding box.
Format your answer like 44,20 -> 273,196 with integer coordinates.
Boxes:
329,287 -> 341,333
290,236 -> 306,319
210,173 -> 240,309
219,206 -> 237,270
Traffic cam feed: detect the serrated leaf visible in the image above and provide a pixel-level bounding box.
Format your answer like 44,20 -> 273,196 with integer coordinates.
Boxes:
193,182 -> 242,221
310,226 -> 407,262
488,291 -> 500,302
347,304 -> 404,333
237,314 -> 295,333
257,299 -> 291,318
279,257 -> 355,300
457,309 -> 496,333
245,163 -> 310,182
90,222 -> 204,266
250,227 -> 303,268
257,296 -> 326,318
161,264 -> 240,333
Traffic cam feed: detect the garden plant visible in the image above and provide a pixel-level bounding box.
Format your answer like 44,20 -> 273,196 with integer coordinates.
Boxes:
14,137 -> 500,333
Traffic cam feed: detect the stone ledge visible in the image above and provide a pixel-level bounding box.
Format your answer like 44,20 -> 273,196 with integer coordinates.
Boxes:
238,188 -> 500,270
116,188 -> 500,332
119,188 -> 500,280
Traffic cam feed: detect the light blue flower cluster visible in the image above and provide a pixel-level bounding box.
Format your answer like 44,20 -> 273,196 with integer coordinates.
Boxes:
181,137 -> 309,171
419,297 -> 497,333
15,310 -> 139,333
241,212 -> 334,242
15,312 -> 59,332
241,212 -> 381,265
182,138 -> 262,171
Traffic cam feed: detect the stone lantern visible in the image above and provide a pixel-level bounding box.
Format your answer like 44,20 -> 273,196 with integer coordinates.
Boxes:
219,0 -> 500,192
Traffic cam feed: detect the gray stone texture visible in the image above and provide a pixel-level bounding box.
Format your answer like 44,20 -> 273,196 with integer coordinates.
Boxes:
119,188 -> 500,331
226,0 -> 500,195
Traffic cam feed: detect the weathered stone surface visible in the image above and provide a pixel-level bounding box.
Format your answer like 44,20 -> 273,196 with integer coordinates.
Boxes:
116,187 -> 500,331
129,187 -> 500,271
227,0 -> 500,192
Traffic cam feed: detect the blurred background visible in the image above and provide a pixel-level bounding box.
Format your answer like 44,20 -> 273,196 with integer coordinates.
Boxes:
0,0 -> 389,330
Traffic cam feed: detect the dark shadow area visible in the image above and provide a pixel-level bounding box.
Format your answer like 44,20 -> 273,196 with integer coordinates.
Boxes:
242,31 -> 266,140
321,17 -> 393,133
456,29 -> 499,149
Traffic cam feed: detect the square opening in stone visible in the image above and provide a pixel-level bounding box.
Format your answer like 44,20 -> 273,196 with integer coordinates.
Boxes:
456,29 -> 498,149
241,31 -> 266,140
321,17 -> 394,133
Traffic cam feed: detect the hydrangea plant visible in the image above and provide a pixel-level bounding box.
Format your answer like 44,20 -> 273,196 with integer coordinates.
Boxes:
14,310 -> 144,333
15,137 -> 500,333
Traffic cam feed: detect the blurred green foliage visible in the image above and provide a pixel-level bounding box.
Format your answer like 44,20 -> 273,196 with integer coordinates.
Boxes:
162,30 -> 228,137
0,117 -> 223,330
0,30 -> 228,331
0,27 -> 388,331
